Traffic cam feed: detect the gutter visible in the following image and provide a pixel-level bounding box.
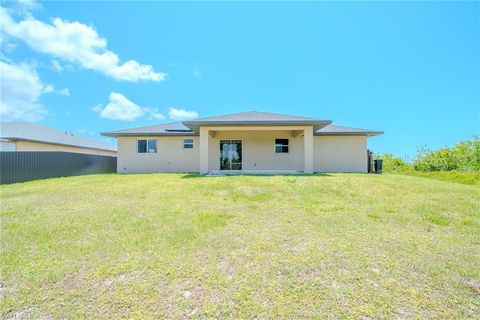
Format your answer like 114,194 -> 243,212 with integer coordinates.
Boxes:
314,131 -> 384,137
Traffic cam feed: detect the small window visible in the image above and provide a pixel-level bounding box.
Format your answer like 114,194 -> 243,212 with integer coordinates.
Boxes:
138,139 -> 157,154
137,139 -> 147,153
148,140 -> 157,153
275,139 -> 289,153
183,139 -> 194,149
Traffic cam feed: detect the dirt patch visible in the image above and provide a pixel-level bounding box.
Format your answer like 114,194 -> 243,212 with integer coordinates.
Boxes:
217,260 -> 235,280
237,186 -> 263,195
0,286 -> 16,297
5,306 -> 36,320
465,279 -> 480,296
280,239 -> 308,252
96,273 -> 140,288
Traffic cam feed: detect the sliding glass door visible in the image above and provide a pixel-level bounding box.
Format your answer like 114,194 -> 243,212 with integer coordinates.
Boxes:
220,140 -> 242,170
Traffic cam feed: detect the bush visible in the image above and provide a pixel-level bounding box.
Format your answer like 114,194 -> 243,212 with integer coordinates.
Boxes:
376,153 -> 412,173
379,137 -> 480,185
413,137 -> 479,172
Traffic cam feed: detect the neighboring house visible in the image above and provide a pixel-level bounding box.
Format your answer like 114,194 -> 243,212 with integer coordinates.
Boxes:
1,122 -> 116,156
102,111 -> 382,174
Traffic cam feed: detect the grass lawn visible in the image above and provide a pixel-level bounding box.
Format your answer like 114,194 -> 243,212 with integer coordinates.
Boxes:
390,170 -> 480,186
1,173 -> 479,319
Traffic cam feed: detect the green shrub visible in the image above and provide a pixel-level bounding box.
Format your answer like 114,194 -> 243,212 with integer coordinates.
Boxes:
376,153 -> 413,173
413,137 -> 479,172
380,137 -> 480,185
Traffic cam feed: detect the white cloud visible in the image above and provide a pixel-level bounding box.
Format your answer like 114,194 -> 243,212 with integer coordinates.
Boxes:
58,88 -> 70,96
168,107 -> 199,121
1,41 -> 16,55
43,84 -> 70,96
51,60 -> 63,72
93,92 -> 165,121
93,93 -> 144,121
0,7 -> 166,82
146,108 -> 165,121
7,0 -> 42,16
17,0 -> 42,10
43,84 -> 54,93
0,60 -> 46,121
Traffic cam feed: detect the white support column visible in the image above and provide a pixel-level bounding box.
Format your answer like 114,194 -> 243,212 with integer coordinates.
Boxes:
199,127 -> 209,174
304,126 -> 314,174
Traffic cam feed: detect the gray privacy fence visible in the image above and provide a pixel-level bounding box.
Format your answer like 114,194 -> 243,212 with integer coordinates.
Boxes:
0,152 -> 117,184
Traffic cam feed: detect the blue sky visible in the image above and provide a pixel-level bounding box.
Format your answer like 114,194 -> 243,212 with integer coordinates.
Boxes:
1,1 -> 478,158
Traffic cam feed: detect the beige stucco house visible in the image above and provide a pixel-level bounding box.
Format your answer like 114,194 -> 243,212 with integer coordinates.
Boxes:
1,122 -> 116,156
102,111 -> 382,174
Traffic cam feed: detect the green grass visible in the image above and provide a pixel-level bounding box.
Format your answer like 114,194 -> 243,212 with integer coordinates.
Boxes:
1,173 -> 479,319
387,168 -> 480,185
406,170 -> 480,185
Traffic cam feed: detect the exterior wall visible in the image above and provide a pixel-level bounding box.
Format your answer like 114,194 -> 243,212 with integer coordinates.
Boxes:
115,132 -> 368,174
313,136 -> 367,173
207,131 -> 304,171
117,136 -> 199,173
15,140 -> 116,156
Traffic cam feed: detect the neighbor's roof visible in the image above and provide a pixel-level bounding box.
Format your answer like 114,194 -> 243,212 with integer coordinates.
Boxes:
102,111 -> 382,138
1,122 -> 116,152
315,125 -> 383,136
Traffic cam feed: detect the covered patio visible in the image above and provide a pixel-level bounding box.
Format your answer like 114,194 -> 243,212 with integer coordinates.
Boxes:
198,126 -> 315,174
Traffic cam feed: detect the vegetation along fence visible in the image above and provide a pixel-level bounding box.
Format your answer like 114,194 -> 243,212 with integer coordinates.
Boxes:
0,152 -> 117,184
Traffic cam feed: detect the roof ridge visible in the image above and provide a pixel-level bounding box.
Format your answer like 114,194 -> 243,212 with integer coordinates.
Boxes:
187,110 -> 324,122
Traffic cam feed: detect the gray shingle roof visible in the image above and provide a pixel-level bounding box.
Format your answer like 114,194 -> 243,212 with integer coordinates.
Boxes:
315,125 -> 383,136
102,122 -> 195,138
183,111 -> 331,129
188,111 -> 322,122
101,112 -> 383,138
1,122 -> 116,151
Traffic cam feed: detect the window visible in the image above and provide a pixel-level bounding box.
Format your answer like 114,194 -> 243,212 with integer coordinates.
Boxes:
275,139 -> 289,153
137,139 -> 157,154
183,139 -> 194,149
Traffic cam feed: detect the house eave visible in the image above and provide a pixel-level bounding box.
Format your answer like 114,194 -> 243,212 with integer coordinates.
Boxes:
101,132 -> 198,138
183,120 -> 332,133
314,131 -> 384,137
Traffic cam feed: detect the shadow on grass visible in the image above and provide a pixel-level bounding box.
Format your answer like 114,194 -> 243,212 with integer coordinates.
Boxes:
181,173 -> 333,179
